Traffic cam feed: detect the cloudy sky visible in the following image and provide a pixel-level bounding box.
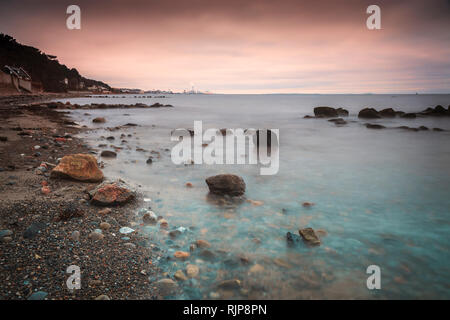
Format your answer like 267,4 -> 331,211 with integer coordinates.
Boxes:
1,0 -> 449,93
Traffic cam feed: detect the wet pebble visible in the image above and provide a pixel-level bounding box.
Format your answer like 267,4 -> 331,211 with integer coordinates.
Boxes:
99,222 -> 111,230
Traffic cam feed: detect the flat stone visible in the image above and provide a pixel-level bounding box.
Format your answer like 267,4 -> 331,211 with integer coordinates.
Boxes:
174,251 -> 190,259
174,270 -> 188,281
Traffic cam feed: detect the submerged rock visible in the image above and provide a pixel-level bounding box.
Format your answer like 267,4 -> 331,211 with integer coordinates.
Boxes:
174,270 -> 188,281
314,106 -> 338,118
205,174 -> 246,197
401,113 -> 417,119
186,264 -> 199,278
286,231 -> 301,246
217,279 -> 241,290
50,154 -> 103,182
90,180 -> 135,206
156,278 -> 178,295
299,227 -> 321,246
365,123 -> 386,130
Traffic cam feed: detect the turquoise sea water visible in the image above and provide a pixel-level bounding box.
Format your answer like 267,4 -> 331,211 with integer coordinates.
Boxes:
59,94 -> 450,299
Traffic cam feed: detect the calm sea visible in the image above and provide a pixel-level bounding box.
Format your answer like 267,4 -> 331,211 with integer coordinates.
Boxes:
58,94 -> 450,299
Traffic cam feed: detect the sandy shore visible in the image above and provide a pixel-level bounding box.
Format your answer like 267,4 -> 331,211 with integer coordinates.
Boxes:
0,94 -> 164,300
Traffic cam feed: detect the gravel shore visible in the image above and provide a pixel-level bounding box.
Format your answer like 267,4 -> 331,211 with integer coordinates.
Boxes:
0,94 -> 164,300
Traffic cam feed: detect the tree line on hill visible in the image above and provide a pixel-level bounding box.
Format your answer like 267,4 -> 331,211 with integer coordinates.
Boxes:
0,33 -> 111,92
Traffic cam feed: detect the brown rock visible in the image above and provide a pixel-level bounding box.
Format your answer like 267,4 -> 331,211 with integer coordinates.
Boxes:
358,108 -> 380,119
314,106 -> 338,118
92,117 -> 106,123
50,154 -> 103,182
195,239 -> 211,248
205,174 -> 246,197
299,227 -> 321,246
174,251 -> 190,260
90,181 -> 135,206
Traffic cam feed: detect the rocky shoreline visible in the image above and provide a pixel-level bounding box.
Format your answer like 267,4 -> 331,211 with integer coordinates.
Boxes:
304,105 -> 450,132
0,95 -> 165,300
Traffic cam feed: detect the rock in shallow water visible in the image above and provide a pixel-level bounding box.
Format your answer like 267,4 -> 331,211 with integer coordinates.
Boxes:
186,264 -> 199,278
217,279 -> 241,290
174,270 -> 188,281
205,174 -> 246,197
358,108 -> 380,119
100,150 -> 117,158
314,106 -> 338,118
156,278 -> 178,295
299,227 -> 321,246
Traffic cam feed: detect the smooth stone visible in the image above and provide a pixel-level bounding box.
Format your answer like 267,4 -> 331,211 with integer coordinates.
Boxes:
156,278 -> 178,295
88,232 -> 104,240
99,222 -> 111,230
217,279 -> 241,290
195,239 -> 211,248
186,264 -> 199,278
95,294 -> 110,300
119,227 -> 135,234
100,150 -> 117,158
174,251 -> 190,259
174,270 -> 188,281
143,211 -> 157,224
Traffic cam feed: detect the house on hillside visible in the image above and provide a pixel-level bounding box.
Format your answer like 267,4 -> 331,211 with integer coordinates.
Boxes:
0,65 -> 33,93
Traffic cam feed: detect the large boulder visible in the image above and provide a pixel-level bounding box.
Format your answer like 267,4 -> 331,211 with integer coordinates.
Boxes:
89,180 -> 135,206
50,154 -> 103,182
205,174 -> 246,197
336,108 -> 349,117
313,106 -> 338,118
379,108 -> 396,118
358,108 -> 380,119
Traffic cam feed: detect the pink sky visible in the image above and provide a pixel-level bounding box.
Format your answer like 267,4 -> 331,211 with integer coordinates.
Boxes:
1,0 -> 449,93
